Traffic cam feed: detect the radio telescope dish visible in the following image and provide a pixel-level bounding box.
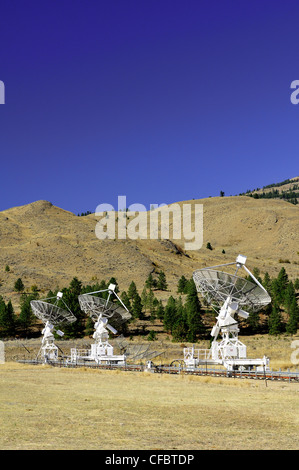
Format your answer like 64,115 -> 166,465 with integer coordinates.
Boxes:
30,300 -> 76,325
30,292 -> 76,362
78,283 -> 131,327
192,255 -> 271,371
78,294 -> 131,327
193,254 -> 271,312
193,269 -> 271,314
74,284 -> 131,365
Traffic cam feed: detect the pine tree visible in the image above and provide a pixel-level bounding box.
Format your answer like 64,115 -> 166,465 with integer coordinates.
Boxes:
260,271 -> 273,333
163,296 -> 176,333
4,300 -> 16,336
286,298 -> 299,334
120,291 -> 131,311
18,293 -> 36,336
0,297 -> 14,337
60,277 -> 85,338
277,266 -> 289,287
268,303 -> 284,335
247,310 -> 260,334
147,330 -> 157,341
145,273 -> 156,290
151,297 -> 159,321
184,280 -> 205,341
271,278 -> 280,304
85,316 -> 94,336
141,287 -> 149,312
284,281 -> 296,313
157,271 -> 168,291
171,298 -> 188,341
0,296 -> 6,317
263,272 -> 271,292
132,293 -> 143,319
14,277 -> 24,292
127,281 -> 138,301
156,300 -> 165,320
177,275 -> 188,294
147,289 -> 155,317
272,267 -> 289,305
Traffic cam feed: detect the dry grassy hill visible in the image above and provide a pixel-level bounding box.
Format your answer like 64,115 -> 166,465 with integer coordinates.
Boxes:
242,176 -> 299,201
0,196 -> 298,310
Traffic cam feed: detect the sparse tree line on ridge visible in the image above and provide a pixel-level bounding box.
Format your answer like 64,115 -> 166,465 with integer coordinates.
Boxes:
0,266 -> 298,340
239,178 -> 299,205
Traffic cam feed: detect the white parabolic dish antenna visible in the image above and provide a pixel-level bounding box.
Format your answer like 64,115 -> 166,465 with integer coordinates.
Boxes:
75,284 -> 131,364
193,254 -> 271,313
193,255 -> 272,370
78,284 -> 131,328
30,292 -> 76,362
30,298 -> 76,325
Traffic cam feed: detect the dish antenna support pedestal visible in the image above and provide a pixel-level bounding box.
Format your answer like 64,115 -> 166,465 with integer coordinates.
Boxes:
39,321 -> 64,362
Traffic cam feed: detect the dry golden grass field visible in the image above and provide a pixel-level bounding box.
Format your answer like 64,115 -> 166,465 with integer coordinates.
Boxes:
0,361 -> 298,450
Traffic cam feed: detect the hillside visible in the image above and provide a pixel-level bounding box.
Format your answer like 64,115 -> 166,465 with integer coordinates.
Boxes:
240,176 -> 299,204
0,196 -> 298,310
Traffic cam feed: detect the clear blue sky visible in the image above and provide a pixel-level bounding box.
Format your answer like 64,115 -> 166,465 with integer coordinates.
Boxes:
0,0 -> 298,214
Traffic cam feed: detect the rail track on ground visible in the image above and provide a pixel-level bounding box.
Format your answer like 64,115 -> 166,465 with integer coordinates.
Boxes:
16,358 -> 299,382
